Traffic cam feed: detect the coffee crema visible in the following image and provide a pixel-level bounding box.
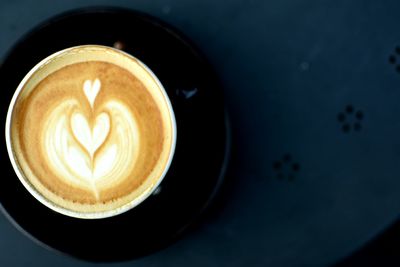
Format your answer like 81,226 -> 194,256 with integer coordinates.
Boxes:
6,46 -> 176,218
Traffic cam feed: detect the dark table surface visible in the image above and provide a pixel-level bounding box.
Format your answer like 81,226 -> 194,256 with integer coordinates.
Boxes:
2,0 -> 400,266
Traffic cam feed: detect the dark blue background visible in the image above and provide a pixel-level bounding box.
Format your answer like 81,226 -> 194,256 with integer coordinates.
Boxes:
1,0 -> 400,266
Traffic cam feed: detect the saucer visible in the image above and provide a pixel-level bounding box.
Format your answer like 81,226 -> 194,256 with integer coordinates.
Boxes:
0,7 -> 230,261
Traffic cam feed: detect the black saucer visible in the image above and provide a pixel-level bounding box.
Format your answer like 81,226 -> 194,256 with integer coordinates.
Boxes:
0,7 -> 229,262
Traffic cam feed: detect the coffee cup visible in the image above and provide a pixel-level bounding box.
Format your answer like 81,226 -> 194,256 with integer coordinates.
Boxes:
5,45 -> 177,219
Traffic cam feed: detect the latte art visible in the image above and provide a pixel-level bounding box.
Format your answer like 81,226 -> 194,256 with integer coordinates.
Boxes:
43,79 -> 139,200
6,46 -> 176,218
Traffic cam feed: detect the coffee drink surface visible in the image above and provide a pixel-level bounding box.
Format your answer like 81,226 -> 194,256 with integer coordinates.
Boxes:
6,46 -> 176,218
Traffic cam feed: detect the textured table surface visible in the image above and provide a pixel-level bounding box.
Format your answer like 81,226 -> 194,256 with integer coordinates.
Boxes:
1,0 -> 400,266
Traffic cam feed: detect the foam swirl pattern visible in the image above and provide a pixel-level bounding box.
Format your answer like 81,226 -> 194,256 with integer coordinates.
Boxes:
43,90 -> 140,201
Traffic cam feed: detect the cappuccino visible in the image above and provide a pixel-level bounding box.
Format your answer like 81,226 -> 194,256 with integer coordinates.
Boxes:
6,46 -> 176,218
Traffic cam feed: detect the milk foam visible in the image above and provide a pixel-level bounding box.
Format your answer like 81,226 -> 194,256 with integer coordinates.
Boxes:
6,46 -> 176,219
43,79 -> 140,200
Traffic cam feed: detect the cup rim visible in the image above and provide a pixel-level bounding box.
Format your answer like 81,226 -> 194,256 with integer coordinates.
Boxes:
5,44 -> 177,219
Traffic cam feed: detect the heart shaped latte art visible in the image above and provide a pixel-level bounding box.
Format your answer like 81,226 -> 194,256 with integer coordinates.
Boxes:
42,79 -> 140,199
83,78 -> 100,108
70,112 -> 110,158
